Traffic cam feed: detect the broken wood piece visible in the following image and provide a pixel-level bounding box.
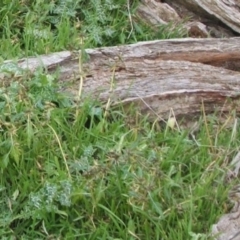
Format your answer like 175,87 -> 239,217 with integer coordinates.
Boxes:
138,0 -> 239,38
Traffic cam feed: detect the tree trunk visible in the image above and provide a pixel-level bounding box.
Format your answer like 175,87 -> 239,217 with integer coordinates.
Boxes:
4,37 -> 240,120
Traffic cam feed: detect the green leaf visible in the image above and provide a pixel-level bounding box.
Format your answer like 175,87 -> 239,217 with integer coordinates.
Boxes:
26,116 -> 34,148
1,154 -> 9,169
10,145 -> 20,165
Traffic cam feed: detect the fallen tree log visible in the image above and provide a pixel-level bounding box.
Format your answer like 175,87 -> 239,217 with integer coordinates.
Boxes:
1,37 -> 240,119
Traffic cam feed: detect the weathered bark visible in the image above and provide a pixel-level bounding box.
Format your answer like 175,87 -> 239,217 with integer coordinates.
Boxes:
1,37 -> 240,120
179,0 -> 240,33
138,0 -> 240,38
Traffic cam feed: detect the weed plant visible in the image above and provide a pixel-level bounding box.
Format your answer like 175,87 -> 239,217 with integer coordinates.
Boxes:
0,0 -> 186,59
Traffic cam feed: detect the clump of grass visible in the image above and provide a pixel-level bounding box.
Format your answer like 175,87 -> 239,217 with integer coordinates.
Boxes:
0,67 -> 237,238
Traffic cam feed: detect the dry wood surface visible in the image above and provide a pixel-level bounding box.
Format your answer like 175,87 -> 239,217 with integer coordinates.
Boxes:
2,37 -> 240,120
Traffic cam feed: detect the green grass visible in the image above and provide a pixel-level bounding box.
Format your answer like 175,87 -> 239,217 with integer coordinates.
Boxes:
0,0 -> 236,239
0,71 -> 237,239
0,0 -> 186,59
